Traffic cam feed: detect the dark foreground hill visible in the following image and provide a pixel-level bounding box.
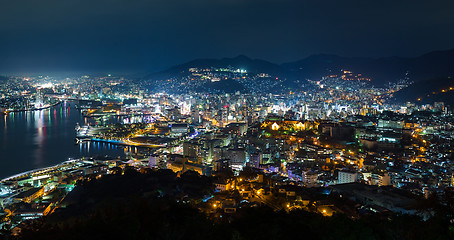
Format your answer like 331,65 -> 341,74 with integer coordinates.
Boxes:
6,169 -> 454,240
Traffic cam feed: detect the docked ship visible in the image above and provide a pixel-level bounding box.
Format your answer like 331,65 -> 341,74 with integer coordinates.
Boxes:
75,123 -> 92,144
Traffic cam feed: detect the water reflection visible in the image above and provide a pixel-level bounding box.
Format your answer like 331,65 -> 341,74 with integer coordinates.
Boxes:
33,109 -> 45,167
0,101 -> 127,178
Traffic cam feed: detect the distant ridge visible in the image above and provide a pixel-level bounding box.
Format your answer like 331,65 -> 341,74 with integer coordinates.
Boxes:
159,55 -> 283,75
282,49 -> 454,84
146,48 -> 454,87
393,76 -> 454,105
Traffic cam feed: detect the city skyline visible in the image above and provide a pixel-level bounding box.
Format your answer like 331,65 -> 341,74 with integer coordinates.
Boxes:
2,1 -> 454,239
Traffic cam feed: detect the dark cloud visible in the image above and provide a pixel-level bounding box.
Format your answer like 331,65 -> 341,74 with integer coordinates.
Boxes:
1,0 -> 454,74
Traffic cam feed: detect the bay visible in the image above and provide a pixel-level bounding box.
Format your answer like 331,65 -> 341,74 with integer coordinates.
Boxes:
0,101 -> 126,179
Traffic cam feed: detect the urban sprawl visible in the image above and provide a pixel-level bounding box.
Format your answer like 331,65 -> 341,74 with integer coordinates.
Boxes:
1,69 -> 454,232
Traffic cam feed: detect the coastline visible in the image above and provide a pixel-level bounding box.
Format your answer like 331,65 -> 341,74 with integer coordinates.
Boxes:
0,158 -> 82,183
1,101 -> 63,114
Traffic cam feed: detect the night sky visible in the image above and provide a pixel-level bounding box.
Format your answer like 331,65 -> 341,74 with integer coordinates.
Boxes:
1,0 -> 454,74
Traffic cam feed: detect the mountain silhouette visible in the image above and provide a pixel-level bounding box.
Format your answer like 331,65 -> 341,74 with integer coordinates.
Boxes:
146,49 -> 454,89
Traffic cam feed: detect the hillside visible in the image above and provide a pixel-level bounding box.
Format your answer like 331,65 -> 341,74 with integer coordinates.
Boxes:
159,55 -> 283,76
393,76 -> 454,106
143,49 -> 454,93
283,49 -> 454,85
13,169 -> 454,240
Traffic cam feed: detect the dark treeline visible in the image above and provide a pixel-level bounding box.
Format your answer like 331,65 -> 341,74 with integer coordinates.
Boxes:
2,169 -> 454,240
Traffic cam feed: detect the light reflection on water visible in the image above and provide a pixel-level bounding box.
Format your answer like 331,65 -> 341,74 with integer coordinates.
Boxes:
0,101 -> 127,179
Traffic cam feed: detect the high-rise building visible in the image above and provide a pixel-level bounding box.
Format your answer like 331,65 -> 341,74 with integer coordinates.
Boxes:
338,171 -> 358,184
